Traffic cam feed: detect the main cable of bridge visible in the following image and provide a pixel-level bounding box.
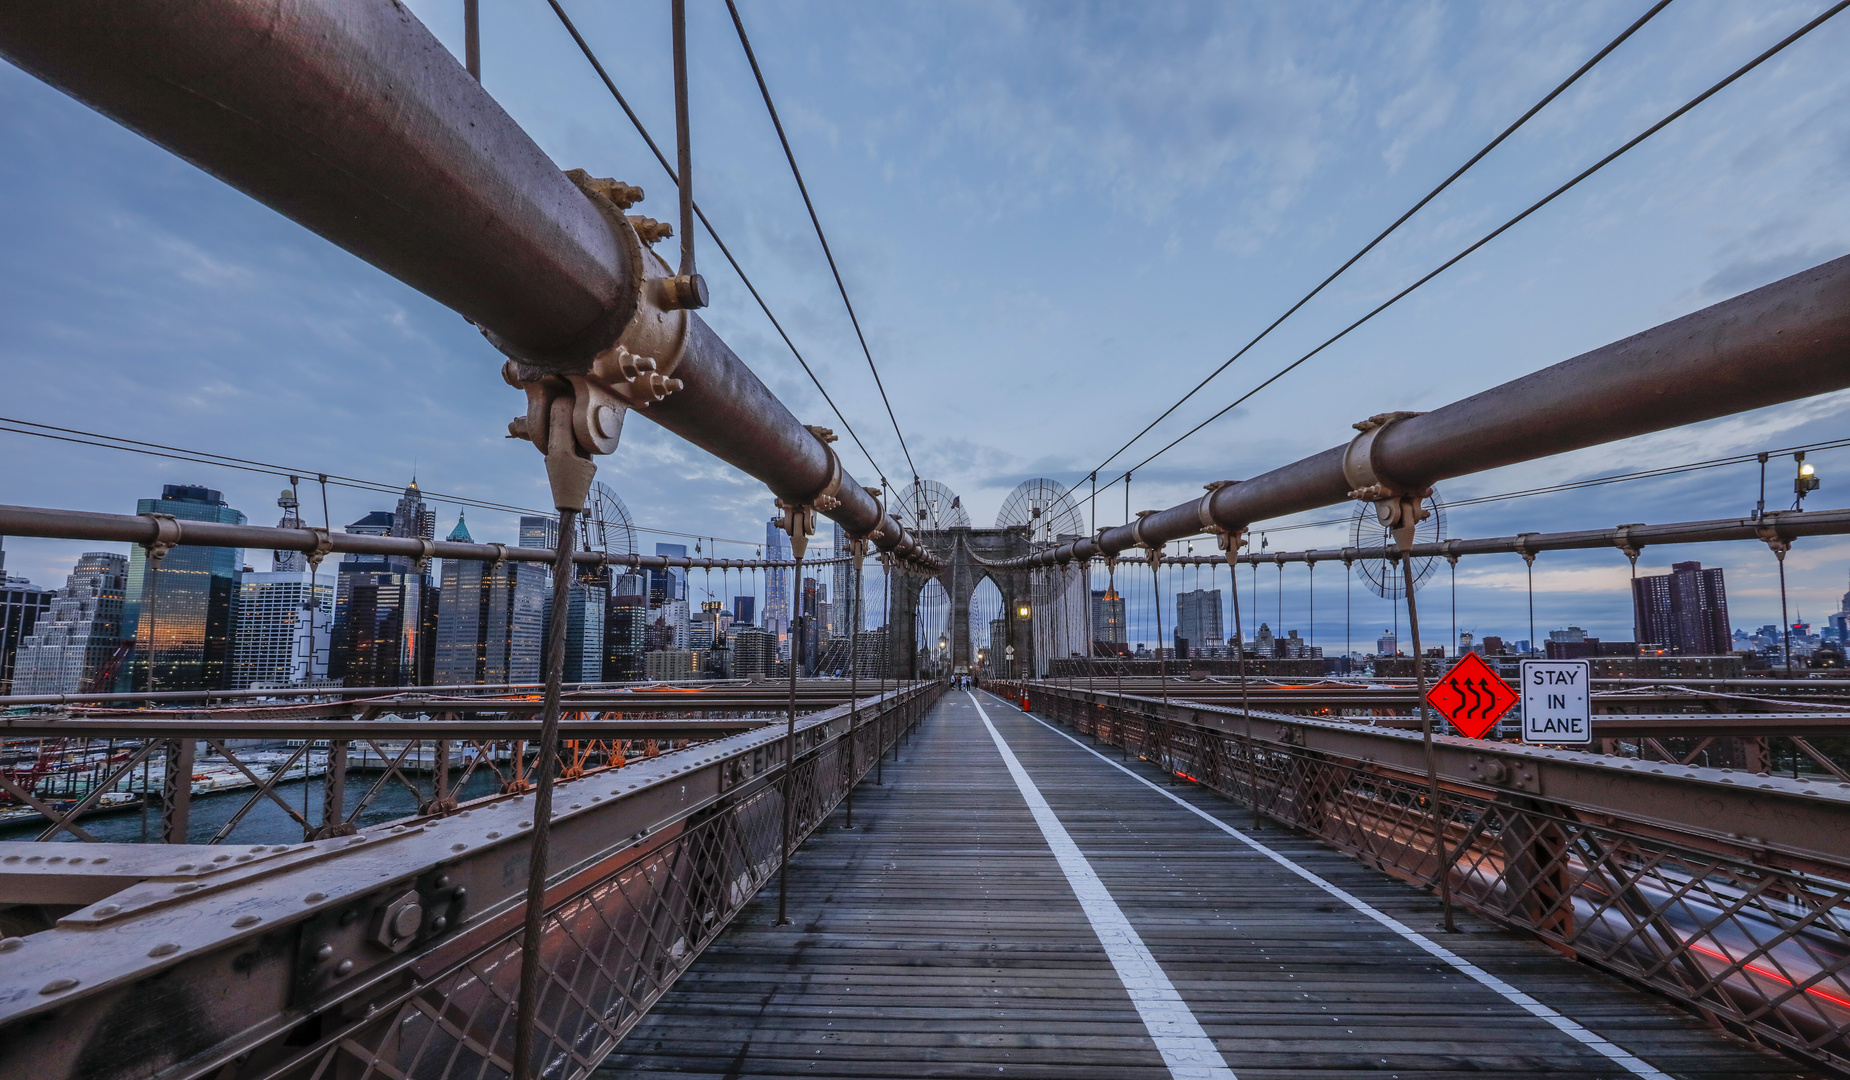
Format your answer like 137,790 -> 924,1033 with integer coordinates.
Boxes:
724,0 -> 919,490
1074,0 -> 1848,516
545,0 -> 895,491
1078,0 -> 1675,491
1245,433 -> 1850,540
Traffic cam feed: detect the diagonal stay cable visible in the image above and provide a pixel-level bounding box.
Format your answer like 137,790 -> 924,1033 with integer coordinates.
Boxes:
1084,0 -> 1676,483
546,0 -> 892,489
724,0 -> 919,485
0,418 -> 755,545
1089,0 -> 1848,507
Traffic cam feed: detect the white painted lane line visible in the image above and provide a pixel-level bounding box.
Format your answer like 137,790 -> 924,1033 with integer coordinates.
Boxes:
965,691 -> 1237,1080
988,692 -> 1672,1080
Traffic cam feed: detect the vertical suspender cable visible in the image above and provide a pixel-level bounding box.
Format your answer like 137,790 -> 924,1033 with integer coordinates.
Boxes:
511,507 -> 578,1080
1401,546 -> 1456,933
463,0 -> 480,80
777,551 -> 803,925
670,0 -> 697,283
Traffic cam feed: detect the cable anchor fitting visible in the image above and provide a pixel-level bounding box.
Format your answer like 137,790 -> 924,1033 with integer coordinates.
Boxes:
1343,412 -> 1431,552
142,513 -> 182,567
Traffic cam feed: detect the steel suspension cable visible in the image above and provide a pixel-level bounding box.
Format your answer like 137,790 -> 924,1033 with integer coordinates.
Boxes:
723,0 -> 919,485
544,0 -> 892,489
1082,0 -> 1848,508
0,418 -> 755,545
1084,0 -> 1675,483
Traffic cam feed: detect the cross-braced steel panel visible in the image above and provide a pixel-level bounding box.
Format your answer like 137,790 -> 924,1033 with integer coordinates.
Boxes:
1035,686 -> 1850,1074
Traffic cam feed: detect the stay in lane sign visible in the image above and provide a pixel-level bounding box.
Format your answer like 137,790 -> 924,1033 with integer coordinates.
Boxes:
1426,652 -> 1518,739
1520,659 -> 1592,744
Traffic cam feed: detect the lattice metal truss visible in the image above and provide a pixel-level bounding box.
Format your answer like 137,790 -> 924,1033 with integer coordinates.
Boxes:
1029,685 -> 1850,1074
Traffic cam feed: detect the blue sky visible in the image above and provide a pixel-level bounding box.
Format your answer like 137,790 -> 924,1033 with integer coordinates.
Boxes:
3,0 -> 1849,651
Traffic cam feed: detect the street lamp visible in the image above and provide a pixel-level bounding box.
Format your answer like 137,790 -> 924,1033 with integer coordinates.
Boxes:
1016,603 -> 1031,619
1796,452 -> 1821,508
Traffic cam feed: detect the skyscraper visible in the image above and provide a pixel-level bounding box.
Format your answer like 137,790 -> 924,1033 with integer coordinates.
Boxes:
518,515 -> 558,552
604,575 -> 648,681
394,480 -> 437,544
435,559 -> 546,684
831,522 -> 858,638
733,595 -> 756,627
120,485 -> 245,691
13,552 -> 125,694
1090,588 -> 1126,649
557,580 -> 605,683
650,542 -> 686,606
328,502 -> 425,688
0,538 -> 53,693
231,571 -> 332,688
765,520 -> 790,651
1633,561 -> 1731,655
1176,588 -> 1224,658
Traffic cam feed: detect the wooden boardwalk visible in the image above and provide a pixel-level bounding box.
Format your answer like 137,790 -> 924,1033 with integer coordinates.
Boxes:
598,690 -> 1810,1078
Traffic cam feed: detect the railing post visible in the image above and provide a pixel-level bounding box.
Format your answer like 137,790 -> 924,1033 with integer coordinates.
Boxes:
159,737 -> 194,844
319,739 -> 350,838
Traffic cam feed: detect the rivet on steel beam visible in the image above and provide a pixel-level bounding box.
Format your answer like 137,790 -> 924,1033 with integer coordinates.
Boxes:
40,978 -> 78,995
304,892 -> 327,903
148,943 -> 180,958
233,915 -> 261,928
0,937 -> 22,952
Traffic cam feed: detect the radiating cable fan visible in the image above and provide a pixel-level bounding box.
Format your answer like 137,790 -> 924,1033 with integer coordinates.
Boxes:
996,478 -> 1083,545
896,478 -> 970,531
581,481 -> 639,561
1349,492 -> 1445,600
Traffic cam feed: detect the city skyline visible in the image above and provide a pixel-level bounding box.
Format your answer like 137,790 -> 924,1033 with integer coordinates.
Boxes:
4,2 -> 1850,650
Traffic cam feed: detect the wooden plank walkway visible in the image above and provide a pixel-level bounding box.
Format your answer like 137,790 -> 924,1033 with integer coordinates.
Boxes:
598,689 -> 1812,1079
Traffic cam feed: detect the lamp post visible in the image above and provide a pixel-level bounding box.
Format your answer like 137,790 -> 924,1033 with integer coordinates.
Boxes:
1015,602 -> 1030,680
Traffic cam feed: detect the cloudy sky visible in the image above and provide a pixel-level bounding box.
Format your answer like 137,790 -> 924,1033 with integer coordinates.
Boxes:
3,0 -> 1849,652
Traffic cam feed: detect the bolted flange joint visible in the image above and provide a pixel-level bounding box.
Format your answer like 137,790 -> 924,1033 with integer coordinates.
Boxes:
772,426 -> 843,561
1342,411 -> 1431,551
491,170 -> 702,508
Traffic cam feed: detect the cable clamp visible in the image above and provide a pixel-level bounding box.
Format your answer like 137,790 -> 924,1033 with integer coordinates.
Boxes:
848,485 -> 886,543
414,539 -> 436,572
1613,524 -> 1645,562
1197,480 -> 1238,534
1756,522 -> 1791,556
1131,511 -> 1163,571
1514,532 -> 1540,566
305,527 -> 335,571
142,513 -> 182,566
488,544 -> 508,573
1343,412 -> 1433,549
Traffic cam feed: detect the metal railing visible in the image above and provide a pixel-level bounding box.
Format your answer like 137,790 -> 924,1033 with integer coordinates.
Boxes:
1011,679 -> 1850,1075
0,681 -> 941,1080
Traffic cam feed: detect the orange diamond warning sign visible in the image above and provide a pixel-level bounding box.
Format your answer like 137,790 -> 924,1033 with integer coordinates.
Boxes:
1426,652 -> 1518,739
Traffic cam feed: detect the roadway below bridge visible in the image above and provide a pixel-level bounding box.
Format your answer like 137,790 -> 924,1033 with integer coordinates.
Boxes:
600,690 -> 1804,1078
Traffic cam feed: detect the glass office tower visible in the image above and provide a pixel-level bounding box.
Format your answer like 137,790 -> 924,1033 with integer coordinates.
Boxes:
119,485 -> 245,691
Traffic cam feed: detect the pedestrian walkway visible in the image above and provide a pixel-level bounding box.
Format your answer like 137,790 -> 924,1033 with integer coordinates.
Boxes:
599,690 -> 1808,1078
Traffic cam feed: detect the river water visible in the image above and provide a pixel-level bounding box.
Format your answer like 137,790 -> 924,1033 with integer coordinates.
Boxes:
0,769 -> 507,846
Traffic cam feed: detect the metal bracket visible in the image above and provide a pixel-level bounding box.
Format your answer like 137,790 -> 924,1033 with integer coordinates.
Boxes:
1515,532 -> 1540,567
142,513 -> 182,566
1614,523 -> 1644,563
1197,480 -> 1237,535
305,527 -> 335,571
1343,412 -> 1430,550
414,540 -> 435,573
848,485 -> 885,544
1757,523 -> 1792,556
